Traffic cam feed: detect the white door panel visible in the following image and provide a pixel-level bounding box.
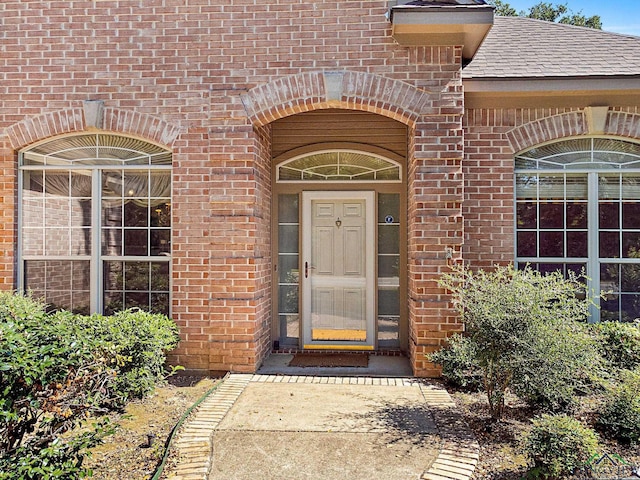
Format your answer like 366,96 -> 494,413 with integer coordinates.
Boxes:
302,191 -> 375,348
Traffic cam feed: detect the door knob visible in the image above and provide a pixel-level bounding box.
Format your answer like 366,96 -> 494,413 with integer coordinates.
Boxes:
304,261 -> 316,278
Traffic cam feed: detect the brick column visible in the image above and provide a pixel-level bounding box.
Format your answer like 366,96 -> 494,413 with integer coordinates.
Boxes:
205,123 -> 272,373
407,47 -> 465,377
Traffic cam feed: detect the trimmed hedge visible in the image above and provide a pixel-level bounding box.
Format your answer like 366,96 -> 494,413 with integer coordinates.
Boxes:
525,414 -> 599,478
0,293 -> 180,479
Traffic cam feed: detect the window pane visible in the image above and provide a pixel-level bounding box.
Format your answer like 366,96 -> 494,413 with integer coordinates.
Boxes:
150,229 -> 171,255
599,174 -> 620,200
378,315 -> 400,348
600,263 -> 620,291
622,202 -> 640,229
23,228 -> 44,256
124,202 -> 148,227
623,232 -> 640,258
278,225 -> 298,253
378,194 -> 400,223
104,291 -> 124,316
622,174 -> 640,200
538,175 -> 564,199
600,231 -> 620,258
565,174 -> 588,199
566,231 -> 587,258
71,199 -> 91,227
517,202 -> 537,229
102,228 -> 123,256
123,171 -> 148,197
125,292 -> 149,310
104,261 -> 124,291
517,231 -> 537,257
124,229 -> 148,256
621,264 -> 640,292
378,225 -> 399,254
103,202 -> 123,227
24,260 -> 90,315
378,288 -> 399,316
566,203 -> 587,229
150,293 -> 169,316
278,285 -> 298,314
378,256 -> 399,278
621,294 -> 640,322
599,202 -> 619,229
45,228 -> 70,256
516,174 -> 537,199
278,194 -> 299,223
151,203 -> 171,227
278,255 -> 299,284
539,202 -> 563,229
539,231 -> 563,257
125,262 -> 150,291
45,198 -> 70,227
601,294 -> 620,322
279,314 -> 299,345
150,262 -> 170,291
71,228 -> 91,255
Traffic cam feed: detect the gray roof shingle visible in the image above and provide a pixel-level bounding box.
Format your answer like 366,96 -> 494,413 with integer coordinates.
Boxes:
463,16 -> 640,78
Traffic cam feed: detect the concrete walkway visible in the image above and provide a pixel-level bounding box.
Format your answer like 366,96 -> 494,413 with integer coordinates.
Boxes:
164,369 -> 479,480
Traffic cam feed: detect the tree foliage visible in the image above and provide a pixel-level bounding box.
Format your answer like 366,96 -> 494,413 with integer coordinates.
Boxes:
489,1 -> 602,29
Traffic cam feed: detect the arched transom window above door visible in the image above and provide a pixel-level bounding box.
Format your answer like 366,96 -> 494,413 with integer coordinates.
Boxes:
515,137 -> 640,323
19,133 -> 172,316
276,150 -> 402,182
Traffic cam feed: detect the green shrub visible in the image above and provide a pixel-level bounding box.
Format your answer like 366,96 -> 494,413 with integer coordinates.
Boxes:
428,334 -> 482,391
439,264 -> 599,418
0,293 -> 180,479
592,321 -> 640,370
525,414 -> 599,479
511,321 -> 604,413
597,369 -> 640,444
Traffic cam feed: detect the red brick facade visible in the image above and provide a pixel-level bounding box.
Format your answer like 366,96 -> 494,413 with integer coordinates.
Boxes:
2,1 -> 639,376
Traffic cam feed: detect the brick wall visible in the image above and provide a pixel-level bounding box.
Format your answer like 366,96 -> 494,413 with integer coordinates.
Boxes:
2,0 -> 474,375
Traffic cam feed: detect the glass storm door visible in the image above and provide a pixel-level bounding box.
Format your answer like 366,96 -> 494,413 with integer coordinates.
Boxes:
302,191 -> 375,349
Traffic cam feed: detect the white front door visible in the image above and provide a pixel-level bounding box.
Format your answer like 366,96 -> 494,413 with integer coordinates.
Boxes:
302,191 -> 375,349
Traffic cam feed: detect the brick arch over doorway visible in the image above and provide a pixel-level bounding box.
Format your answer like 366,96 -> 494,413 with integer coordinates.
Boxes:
240,71 -> 433,128
236,70 -> 465,377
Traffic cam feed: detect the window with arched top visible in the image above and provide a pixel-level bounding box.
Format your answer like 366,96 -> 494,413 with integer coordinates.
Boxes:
515,137 -> 640,322
276,150 -> 402,182
19,133 -> 172,315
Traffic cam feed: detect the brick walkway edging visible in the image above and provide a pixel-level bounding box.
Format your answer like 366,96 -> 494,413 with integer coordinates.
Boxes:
163,374 -> 479,480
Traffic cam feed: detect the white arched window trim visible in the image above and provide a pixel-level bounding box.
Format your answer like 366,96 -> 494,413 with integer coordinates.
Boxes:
276,149 -> 402,183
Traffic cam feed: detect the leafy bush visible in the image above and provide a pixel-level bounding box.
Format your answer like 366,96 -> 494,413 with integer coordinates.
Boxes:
0,293 -> 180,479
439,264 -> 599,418
525,414 -> 599,479
511,321 -> 603,412
428,334 -> 482,391
597,369 -> 640,444
592,321 -> 640,371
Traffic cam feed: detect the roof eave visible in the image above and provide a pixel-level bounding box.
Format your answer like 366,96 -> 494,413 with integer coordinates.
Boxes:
463,76 -> 640,108
389,5 -> 494,61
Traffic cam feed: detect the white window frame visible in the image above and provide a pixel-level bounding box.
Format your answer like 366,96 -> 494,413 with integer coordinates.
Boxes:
18,134 -> 172,315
